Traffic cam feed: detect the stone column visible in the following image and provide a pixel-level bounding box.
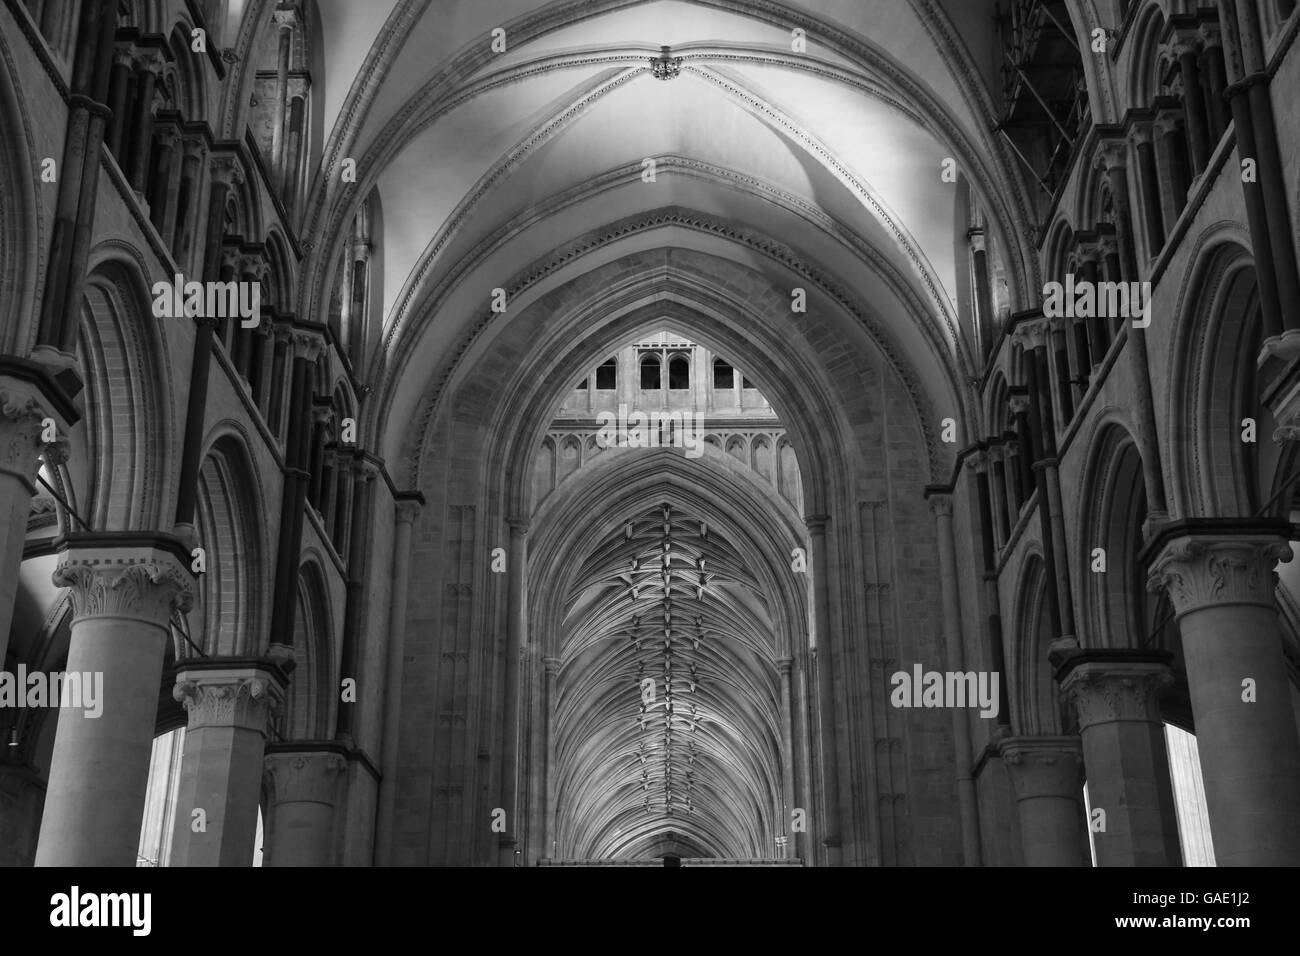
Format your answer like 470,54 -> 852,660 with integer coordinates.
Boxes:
35,536 -> 194,866
1147,526 -> 1300,864
269,5 -> 298,184
806,513 -> 842,865
988,444 -> 1010,545
0,365 -> 74,667
1075,246 -> 1108,363
147,125 -> 179,234
1058,651 -> 1182,866
126,50 -> 162,195
173,156 -> 243,538
262,748 -> 347,866
1154,106 -> 1191,224
777,656 -> 799,860
927,491 -> 983,865
104,48 -> 134,160
0,763 -> 44,867
375,499 -> 420,865
999,736 -> 1089,866
1012,320 -> 1075,644
498,516 -> 528,866
1131,123 -> 1165,257
1171,33 -> 1211,174
1098,143 -> 1169,526
1201,24 -> 1229,140
169,664 -> 287,866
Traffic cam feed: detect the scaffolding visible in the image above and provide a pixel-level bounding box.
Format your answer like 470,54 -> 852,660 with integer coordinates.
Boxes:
995,0 -> 1091,222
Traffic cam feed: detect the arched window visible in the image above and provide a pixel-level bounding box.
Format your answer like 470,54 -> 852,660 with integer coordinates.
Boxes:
713,359 -> 734,389
596,359 -> 617,390
641,355 -> 661,390
668,355 -> 690,390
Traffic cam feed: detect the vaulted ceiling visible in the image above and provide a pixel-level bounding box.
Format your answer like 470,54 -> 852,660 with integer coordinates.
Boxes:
284,0 -> 1035,466
282,0 -> 1035,861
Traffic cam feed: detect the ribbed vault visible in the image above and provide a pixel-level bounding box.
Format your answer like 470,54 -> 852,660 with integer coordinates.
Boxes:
528,444 -> 807,861
554,501 -> 781,858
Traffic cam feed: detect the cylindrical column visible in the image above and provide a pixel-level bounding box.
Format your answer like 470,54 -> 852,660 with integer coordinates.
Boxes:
1133,129 -> 1165,257
1060,653 -> 1182,866
928,492 -> 983,866
1076,253 -> 1108,366
999,736 -> 1089,866
262,749 -> 347,866
1156,109 -> 1191,221
104,49 -> 133,159
375,499 -> 420,865
777,657 -> 798,861
498,517 -> 528,865
989,446 -> 1010,545
173,159 -> 241,534
36,539 -> 194,866
1174,35 -> 1212,174
806,514 -> 842,865
126,53 -> 161,194
1147,530 -> 1300,864
0,375 -> 71,667
169,666 -> 286,866
1245,76 -> 1300,330
1201,25 -> 1229,139
147,126 -> 179,233
968,453 -> 1012,731
269,7 -> 297,183
1099,148 -> 1169,522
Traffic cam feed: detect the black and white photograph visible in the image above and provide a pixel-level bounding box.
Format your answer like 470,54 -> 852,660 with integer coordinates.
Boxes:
0,0 -> 1293,936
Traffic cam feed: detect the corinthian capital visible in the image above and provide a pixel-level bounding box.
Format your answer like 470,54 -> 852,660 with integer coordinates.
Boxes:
53,543 -> 194,626
174,667 -> 285,734
1060,659 -> 1172,731
1147,533 -> 1292,617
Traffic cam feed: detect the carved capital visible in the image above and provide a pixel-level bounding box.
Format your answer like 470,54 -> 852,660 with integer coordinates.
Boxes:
1167,32 -> 1203,59
1128,122 -> 1156,147
209,154 -> 245,188
272,4 -> 300,31
351,456 -> 378,482
1008,395 -> 1032,416
963,449 -> 989,473
1060,661 -> 1171,730
928,494 -> 953,519
803,514 -> 830,534
291,329 -> 326,362
1096,139 -> 1129,173
998,736 -> 1085,801
1154,109 -> 1185,136
0,387 -> 59,485
394,499 -> 422,525
263,749 -> 347,806
173,668 -> 285,734
1011,317 -> 1051,350
53,547 -> 194,625
1147,534 -> 1292,616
